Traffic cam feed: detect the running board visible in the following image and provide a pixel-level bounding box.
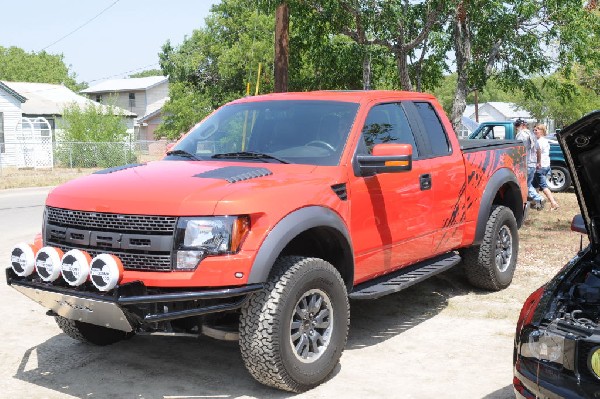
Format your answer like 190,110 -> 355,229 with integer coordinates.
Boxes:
349,252 -> 461,300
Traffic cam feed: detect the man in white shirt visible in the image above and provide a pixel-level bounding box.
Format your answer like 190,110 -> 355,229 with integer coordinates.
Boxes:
514,119 -> 544,210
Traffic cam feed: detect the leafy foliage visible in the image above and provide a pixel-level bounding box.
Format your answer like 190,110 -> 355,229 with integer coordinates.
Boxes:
0,46 -> 84,91
56,102 -> 135,167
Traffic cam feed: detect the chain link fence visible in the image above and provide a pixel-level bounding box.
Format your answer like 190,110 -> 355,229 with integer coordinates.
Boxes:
0,140 -> 175,174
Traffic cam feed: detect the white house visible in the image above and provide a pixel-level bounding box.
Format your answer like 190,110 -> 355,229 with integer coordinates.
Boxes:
0,81 -> 136,168
0,81 -> 27,166
463,102 -> 533,124
81,76 -> 169,141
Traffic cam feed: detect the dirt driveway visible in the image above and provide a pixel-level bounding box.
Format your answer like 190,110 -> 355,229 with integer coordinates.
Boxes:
0,189 -> 582,398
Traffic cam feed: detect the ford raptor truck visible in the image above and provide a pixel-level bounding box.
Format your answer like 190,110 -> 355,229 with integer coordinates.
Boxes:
7,91 -> 527,392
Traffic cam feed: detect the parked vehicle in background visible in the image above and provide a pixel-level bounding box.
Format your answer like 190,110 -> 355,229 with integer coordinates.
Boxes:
469,121 -> 572,192
513,111 -> 600,398
7,91 -> 527,392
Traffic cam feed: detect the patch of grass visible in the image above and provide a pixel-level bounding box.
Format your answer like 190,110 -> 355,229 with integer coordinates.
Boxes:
0,167 -> 99,189
443,190 -> 587,321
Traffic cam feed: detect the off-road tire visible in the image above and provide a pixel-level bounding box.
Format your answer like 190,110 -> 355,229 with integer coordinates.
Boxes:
463,205 -> 518,291
239,256 -> 349,392
55,316 -> 133,346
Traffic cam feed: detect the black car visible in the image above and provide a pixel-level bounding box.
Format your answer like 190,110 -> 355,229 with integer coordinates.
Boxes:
514,110 -> 600,398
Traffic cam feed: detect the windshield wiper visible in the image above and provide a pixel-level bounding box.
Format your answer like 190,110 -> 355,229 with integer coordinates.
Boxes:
166,149 -> 201,161
211,151 -> 290,164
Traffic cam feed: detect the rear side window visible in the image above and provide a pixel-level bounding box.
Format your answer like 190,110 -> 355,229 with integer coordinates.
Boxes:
361,103 -> 419,157
414,102 -> 450,156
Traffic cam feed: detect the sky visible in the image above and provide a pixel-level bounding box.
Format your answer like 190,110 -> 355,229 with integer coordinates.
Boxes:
0,0 -> 221,85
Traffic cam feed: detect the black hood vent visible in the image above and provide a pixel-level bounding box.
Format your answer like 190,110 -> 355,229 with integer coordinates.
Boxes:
331,183 -> 348,200
194,166 -> 273,183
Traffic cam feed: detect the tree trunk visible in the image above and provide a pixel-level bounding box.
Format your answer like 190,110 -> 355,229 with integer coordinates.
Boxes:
450,1 -> 471,132
274,3 -> 289,93
362,51 -> 371,90
395,49 -> 413,91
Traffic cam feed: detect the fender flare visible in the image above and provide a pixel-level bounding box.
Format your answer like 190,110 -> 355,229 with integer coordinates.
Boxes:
247,206 -> 353,286
473,168 -> 523,245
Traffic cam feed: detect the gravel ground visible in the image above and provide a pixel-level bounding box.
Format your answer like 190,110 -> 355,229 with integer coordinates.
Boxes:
0,189 -> 583,398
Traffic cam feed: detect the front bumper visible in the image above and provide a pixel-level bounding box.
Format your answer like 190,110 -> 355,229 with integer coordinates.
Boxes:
6,268 -> 263,332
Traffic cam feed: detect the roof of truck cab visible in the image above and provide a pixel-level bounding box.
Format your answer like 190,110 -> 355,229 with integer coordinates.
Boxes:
228,90 -> 437,105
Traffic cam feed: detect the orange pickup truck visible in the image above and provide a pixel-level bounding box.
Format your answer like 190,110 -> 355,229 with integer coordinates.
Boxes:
7,90 -> 527,392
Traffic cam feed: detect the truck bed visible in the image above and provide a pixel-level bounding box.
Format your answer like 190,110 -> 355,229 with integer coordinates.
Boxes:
459,139 -> 523,153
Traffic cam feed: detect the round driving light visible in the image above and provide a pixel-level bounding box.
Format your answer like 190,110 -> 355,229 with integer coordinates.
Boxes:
589,347 -> 600,379
90,254 -> 124,292
61,249 -> 92,286
35,247 -> 64,282
10,243 -> 39,276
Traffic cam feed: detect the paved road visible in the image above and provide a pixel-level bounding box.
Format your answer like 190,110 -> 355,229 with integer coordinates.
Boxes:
0,187 -> 514,399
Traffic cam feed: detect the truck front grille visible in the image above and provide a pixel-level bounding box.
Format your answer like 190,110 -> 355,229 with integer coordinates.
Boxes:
45,206 -> 176,272
47,207 -> 177,232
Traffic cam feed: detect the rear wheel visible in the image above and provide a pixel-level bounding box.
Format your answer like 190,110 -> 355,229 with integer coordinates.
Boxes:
463,205 -> 518,291
547,165 -> 571,192
239,256 -> 349,392
55,316 -> 133,346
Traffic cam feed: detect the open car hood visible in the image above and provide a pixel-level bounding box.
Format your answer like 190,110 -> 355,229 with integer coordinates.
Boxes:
558,110 -> 600,247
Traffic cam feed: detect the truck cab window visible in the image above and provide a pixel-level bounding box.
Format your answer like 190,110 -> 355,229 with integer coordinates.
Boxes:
414,102 -> 451,156
361,103 -> 419,157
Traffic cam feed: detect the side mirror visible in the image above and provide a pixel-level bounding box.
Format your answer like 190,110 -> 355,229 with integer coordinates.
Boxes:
571,214 -> 587,234
356,143 -> 412,177
165,143 -> 175,153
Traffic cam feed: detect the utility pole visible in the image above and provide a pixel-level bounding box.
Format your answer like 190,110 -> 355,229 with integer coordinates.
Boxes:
274,2 -> 289,93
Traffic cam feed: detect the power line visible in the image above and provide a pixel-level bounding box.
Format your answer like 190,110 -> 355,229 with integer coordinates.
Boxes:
40,0 -> 121,51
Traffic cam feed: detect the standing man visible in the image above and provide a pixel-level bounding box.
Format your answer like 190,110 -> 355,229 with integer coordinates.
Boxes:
515,118 -> 544,210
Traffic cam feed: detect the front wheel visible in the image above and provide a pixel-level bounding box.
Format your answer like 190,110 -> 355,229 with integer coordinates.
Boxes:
547,165 -> 571,192
462,205 -> 519,291
239,256 -> 349,392
55,316 -> 133,346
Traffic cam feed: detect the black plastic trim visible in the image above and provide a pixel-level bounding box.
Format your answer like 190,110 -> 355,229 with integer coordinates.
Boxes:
473,168 -> 521,245
247,206 -> 353,287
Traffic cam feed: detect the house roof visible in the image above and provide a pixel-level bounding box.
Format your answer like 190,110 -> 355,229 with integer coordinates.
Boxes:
463,101 -> 532,120
486,102 -> 531,119
1,81 -> 136,117
81,76 -> 168,94
0,81 -> 27,103
138,97 -> 168,123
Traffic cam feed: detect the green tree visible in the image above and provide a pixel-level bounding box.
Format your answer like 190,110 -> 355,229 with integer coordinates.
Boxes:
515,70 -> 600,128
158,0 -> 274,138
0,46 -> 84,91
448,0 -> 600,130
57,102 -> 134,168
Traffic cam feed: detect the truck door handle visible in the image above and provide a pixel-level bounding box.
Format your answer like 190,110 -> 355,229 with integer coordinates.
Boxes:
420,174 -> 432,190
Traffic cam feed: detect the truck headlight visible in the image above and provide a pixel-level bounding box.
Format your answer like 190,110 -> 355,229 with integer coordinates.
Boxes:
174,216 -> 250,270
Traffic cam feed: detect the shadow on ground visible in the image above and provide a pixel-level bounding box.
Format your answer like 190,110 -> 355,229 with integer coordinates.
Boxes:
14,266 -> 487,398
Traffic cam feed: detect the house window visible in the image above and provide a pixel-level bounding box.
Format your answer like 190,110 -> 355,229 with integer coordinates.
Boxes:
129,93 -> 136,108
96,95 -> 103,103
0,112 -> 4,154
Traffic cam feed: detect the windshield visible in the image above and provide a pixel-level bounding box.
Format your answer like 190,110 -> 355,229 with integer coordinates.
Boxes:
169,100 -> 359,166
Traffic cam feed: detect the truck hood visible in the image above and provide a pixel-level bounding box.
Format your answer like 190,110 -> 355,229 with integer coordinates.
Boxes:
46,160 -> 326,216
558,110 -> 600,246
